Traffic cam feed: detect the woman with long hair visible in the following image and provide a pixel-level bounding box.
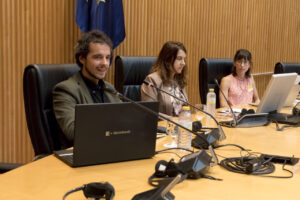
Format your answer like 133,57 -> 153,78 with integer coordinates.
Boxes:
219,49 -> 260,107
141,41 -> 188,117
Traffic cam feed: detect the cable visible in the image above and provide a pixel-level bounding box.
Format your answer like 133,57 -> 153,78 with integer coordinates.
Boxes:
213,144 -> 247,151
274,120 -> 300,131
62,186 -> 84,200
201,174 -> 223,181
272,102 -> 300,131
217,151 -> 262,163
154,151 -> 182,159
259,161 -> 294,179
214,147 -> 253,165
281,163 -> 294,178
220,155 -> 294,179
215,154 -> 228,160
155,147 -> 194,155
219,156 -> 275,175
294,101 -> 300,110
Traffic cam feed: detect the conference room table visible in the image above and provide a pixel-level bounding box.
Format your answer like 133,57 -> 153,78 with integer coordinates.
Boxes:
1,109 -> 300,199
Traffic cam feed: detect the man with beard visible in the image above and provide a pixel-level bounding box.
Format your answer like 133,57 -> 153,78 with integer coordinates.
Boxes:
53,30 -> 121,143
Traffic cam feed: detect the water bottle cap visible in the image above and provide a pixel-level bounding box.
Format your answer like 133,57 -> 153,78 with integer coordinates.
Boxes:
182,106 -> 190,111
209,88 -> 214,92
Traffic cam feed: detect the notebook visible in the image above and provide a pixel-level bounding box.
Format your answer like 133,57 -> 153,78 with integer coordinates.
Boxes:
54,101 -> 159,167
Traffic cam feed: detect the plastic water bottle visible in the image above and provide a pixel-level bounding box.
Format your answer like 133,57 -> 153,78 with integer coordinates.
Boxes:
177,106 -> 192,149
206,88 -> 216,127
206,88 -> 216,117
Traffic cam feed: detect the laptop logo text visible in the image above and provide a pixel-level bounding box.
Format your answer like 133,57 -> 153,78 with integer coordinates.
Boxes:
105,130 -> 131,136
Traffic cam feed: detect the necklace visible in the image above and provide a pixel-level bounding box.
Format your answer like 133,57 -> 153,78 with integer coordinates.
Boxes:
237,76 -> 245,82
235,76 -> 248,92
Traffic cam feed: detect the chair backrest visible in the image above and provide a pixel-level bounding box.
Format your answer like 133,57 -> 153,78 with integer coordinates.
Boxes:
274,62 -> 300,74
114,56 -> 156,101
23,64 -> 80,157
199,58 -> 233,108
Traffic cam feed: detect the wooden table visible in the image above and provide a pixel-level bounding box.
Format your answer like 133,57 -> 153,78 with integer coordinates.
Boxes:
1,116 -> 300,199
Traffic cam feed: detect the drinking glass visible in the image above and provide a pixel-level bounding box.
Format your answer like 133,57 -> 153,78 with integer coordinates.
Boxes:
164,119 -> 179,148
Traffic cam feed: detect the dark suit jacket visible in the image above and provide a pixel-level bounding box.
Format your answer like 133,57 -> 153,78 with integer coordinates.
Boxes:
52,72 -> 121,142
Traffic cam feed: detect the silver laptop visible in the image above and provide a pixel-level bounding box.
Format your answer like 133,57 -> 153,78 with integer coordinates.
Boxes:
256,73 -> 298,113
54,101 -> 159,167
284,75 -> 300,107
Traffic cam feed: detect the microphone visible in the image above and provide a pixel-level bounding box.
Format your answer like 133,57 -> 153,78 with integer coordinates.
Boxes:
132,173 -> 181,200
214,78 -> 269,128
133,150 -> 212,200
104,87 -> 218,166
142,80 -> 226,142
214,78 -> 238,127
104,87 -> 209,146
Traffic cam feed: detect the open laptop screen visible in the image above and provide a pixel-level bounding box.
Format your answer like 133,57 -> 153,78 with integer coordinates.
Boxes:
256,73 -> 297,113
55,101 -> 159,167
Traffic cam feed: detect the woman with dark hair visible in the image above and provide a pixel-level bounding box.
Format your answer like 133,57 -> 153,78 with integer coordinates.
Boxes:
219,49 -> 260,107
141,41 -> 188,117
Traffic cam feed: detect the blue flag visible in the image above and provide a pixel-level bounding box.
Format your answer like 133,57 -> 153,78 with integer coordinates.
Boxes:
75,0 -> 126,49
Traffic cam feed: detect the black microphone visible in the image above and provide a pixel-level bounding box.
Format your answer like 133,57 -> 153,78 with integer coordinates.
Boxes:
104,87 -> 209,147
104,87 -> 218,166
142,80 -> 226,141
132,173 -> 181,200
133,150 -> 212,200
214,78 -> 269,128
214,79 -> 238,127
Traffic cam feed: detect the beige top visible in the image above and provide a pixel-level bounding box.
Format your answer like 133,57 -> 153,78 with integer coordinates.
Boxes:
141,72 -> 188,117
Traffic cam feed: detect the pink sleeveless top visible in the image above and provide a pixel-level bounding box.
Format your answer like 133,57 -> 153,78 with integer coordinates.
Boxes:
227,74 -> 253,106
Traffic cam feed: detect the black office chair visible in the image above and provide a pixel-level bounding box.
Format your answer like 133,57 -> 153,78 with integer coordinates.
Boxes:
274,62 -> 300,74
199,58 -> 233,108
114,56 -> 156,101
23,64 -> 80,159
0,163 -> 23,173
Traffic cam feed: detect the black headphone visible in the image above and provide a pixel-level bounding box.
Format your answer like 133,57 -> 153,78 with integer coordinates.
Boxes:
191,121 -> 220,149
62,182 -> 115,200
293,102 -> 300,116
192,120 -> 203,132
238,108 -> 255,120
148,159 -> 186,187
149,156 -> 212,187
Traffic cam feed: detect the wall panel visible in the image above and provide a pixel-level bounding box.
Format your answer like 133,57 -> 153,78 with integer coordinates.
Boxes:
1,0 -> 300,163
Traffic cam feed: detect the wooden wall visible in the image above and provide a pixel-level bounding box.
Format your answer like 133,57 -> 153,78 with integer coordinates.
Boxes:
1,0 -> 300,164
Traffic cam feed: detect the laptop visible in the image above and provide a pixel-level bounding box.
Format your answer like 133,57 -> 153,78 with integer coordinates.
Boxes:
284,75 -> 300,107
255,73 -> 300,124
54,101 -> 159,167
256,73 -> 297,114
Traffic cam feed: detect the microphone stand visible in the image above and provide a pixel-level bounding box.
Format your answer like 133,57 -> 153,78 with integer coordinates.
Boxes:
214,79 -> 238,126
132,174 -> 183,200
104,87 -> 218,166
143,81 -> 226,141
215,78 -> 269,128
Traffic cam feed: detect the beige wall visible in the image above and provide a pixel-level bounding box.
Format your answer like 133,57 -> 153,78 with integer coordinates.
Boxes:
1,0 -> 300,163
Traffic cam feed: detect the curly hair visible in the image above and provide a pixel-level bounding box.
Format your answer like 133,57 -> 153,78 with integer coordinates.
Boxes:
75,30 -> 113,68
